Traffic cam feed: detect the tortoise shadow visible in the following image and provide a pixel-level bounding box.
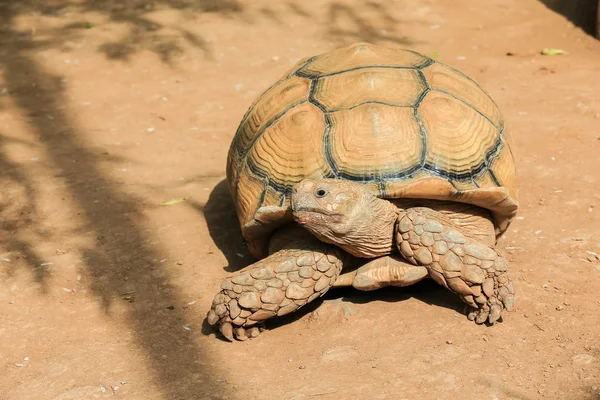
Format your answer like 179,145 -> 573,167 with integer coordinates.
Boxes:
266,280 -> 470,332
334,279 -> 464,311
202,179 -> 254,272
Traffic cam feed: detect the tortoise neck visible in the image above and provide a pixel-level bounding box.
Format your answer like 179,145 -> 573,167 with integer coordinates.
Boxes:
322,195 -> 399,259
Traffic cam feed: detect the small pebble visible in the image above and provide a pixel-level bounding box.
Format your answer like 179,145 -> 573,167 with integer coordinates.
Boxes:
555,305 -> 563,311
446,340 -> 453,344
182,325 -> 191,331
299,365 -> 305,369
15,363 -> 24,367
507,363 -> 514,367
147,127 -> 155,132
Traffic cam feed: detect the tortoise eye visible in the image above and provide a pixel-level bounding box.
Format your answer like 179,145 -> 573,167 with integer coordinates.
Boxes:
315,188 -> 327,198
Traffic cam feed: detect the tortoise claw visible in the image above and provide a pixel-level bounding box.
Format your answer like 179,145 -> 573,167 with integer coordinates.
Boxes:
206,310 -> 220,326
488,305 -> 502,324
219,322 -> 234,341
246,326 -> 261,338
475,306 -> 490,324
234,327 -> 248,341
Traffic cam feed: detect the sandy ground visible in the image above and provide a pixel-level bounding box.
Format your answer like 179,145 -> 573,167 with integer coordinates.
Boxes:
1,0 -> 600,399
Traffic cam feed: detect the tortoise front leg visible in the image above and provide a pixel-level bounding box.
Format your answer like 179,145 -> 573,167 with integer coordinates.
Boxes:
334,254 -> 428,291
395,208 -> 515,324
207,225 -> 346,341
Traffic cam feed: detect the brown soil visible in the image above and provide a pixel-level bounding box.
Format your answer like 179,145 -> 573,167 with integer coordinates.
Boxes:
1,1 -> 600,399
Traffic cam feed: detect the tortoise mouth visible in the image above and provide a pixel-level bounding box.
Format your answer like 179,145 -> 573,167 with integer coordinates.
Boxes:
292,206 -> 342,216
292,207 -> 344,226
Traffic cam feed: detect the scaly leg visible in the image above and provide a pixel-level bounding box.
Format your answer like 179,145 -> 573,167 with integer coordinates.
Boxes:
395,208 -> 515,324
207,225 -> 346,341
334,254 -> 428,291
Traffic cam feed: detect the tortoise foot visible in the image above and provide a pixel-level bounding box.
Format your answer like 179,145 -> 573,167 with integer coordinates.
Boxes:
207,243 -> 344,341
396,209 -> 516,324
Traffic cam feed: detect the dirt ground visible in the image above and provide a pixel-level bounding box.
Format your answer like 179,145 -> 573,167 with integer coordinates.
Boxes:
1,0 -> 600,399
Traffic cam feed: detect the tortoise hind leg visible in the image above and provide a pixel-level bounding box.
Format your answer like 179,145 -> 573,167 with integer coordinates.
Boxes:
334,254 -> 428,291
207,225 -> 346,341
395,208 -> 515,324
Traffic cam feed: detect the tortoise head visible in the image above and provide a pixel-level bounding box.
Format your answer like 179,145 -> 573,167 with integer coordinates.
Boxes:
291,178 -> 398,258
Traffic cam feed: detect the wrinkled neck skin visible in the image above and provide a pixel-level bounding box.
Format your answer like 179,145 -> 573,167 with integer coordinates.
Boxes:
333,194 -> 399,258
292,179 -> 399,258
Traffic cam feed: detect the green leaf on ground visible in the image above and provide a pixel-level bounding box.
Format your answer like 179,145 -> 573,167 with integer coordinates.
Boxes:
541,48 -> 567,56
161,198 -> 187,206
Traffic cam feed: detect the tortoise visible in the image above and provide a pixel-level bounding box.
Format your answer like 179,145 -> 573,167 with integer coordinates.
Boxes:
207,42 -> 519,341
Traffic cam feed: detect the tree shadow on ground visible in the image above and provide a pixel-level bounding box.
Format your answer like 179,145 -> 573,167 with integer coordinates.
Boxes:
0,2 -> 240,398
0,0 -> 243,63
538,0 -> 599,37
0,132 -> 50,291
0,0 -> 417,67
325,1 -> 418,46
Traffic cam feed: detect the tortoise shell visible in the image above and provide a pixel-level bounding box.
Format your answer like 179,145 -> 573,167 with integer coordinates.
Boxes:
227,43 -> 518,258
